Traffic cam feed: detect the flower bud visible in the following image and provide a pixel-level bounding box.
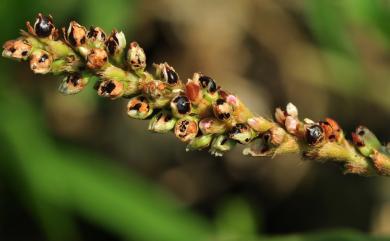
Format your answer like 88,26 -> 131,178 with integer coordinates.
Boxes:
65,21 -> 87,47
2,39 -> 32,60
185,78 -> 202,103
274,107 -> 286,125
319,118 -> 342,142
285,116 -> 299,135
87,48 -> 108,69
199,118 -> 226,134
170,95 -> 191,118
174,116 -> 199,142
209,135 -> 236,156
58,72 -> 90,95
96,79 -> 123,99
26,13 -> 55,38
148,111 -> 176,133
155,63 -> 180,85
352,126 -> 381,157
127,95 -> 153,119
228,123 -> 256,144
87,26 -> 106,43
186,134 -> 213,151
127,41 -> 146,72
106,30 -> 126,56
29,49 -> 52,74
286,102 -> 298,118
305,124 -> 324,145
213,98 -> 233,121
247,116 -> 273,133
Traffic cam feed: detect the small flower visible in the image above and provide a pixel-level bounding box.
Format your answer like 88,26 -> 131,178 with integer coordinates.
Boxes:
174,116 -> 199,142
228,123 -> 256,144
87,48 -> 108,69
274,107 -> 286,125
285,116 -> 299,135
106,30 -> 126,56
64,21 -> 87,47
29,49 -> 52,74
2,39 -> 32,60
209,135 -> 236,156
127,95 -> 154,119
148,111 -> 176,133
155,63 -> 180,85
213,98 -> 233,121
127,41 -> 146,72
58,72 -> 89,95
170,95 -> 191,118
96,79 -> 123,99
26,13 -> 56,38
186,134 -> 213,151
199,118 -> 226,134
352,126 -> 381,157
305,124 -> 324,145
87,26 -> 106,43
198,74 -> 217,94
286,102 -> 298,118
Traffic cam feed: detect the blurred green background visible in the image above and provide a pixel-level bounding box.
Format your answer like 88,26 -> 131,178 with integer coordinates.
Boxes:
0,0 -> 390,240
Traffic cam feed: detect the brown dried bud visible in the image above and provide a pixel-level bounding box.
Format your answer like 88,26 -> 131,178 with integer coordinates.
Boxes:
87,26 -> 106,42
174,117 -> 199,142
97,79 -> 123,99
2,39 -> 32,60
87,48 -> 108,69
106,30 -> 126,55
228,123 -> 256,144
127,41 -> 146,71
65,21 -> 87,47
213,98 -> 233,121
275,107 -> 286,125
58,72 -> 89,95
29,49 -> 52,74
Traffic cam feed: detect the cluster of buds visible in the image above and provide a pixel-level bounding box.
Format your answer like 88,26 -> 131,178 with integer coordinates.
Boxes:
3,13 -> 389,176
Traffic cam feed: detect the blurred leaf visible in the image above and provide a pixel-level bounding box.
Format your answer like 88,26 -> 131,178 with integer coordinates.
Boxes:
215,197 -> 258,241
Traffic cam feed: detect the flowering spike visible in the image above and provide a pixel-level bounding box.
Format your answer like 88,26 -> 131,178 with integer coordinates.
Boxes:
2,14 -> 389,177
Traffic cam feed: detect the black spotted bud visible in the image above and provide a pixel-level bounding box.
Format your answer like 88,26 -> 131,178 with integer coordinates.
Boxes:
148,111 -> 176,133
127,41 -> 146,72
174,116 -> 199,142
96,79 -> 124,99
87,26 -> 106,44
228,123 -> 256,144
2,39 -> 32,60
213,98 -> 233,121
29,49 -> 52,74
58,72 -> 90,95
170,95 -> 191,118
105,30 -> 126,56
65,21 -> 87,47
127,95 -> 154,119
87,48 -> 108,69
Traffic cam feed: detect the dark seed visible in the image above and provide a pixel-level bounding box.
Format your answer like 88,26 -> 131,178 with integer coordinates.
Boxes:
130,103 -> 142,111
216,99 -> 225,105
199,75 -> 217,93
165,114 -> 172,122
68,28 -> 77,46
358,130 -> 365,136
306,124 -> 323,145
174,96 -> 190,114
106,39 -> 117,55
166,68 -> 178,84
67,73 -> 81,86
35,15 -> 53,37
21,51 -> 28,56
101,81 -> 116,94
9,47 -> 16,53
